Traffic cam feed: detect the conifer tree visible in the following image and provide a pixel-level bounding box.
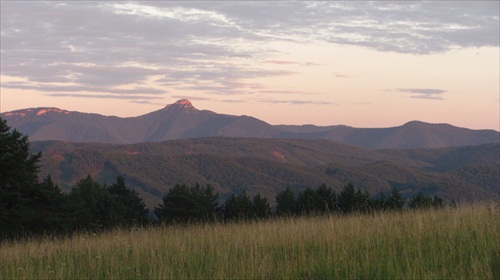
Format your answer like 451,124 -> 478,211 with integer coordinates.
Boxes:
252,193 -> 271,219
386,187 -> 406,210
275,187 -> 297,216
155,183 -> 219,224
0,118 -> 42,238
297,186 -> 319,215
108,176 -> 149,226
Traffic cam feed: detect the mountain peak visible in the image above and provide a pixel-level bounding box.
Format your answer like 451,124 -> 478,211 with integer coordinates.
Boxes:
165,99 -> 196,111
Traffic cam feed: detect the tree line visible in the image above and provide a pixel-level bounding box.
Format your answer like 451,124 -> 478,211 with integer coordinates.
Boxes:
154,183 -> 444,224
0,117 -> 445,240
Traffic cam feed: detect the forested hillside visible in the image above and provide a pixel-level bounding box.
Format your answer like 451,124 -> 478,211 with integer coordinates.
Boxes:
31,138 -> 499,208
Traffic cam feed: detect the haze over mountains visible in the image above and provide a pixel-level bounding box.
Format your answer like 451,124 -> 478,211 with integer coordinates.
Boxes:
2,99 -> 498,149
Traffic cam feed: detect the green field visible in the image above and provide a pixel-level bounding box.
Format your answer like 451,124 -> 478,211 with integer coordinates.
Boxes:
1,204 -> 499,279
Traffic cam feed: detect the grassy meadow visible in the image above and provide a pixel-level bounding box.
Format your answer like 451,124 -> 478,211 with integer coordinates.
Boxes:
1,204 -> 499,279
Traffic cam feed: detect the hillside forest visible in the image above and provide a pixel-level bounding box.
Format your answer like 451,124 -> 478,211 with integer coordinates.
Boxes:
0,118 -> 452,240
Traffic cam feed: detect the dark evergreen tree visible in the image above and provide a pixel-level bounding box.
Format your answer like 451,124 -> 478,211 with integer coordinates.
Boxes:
409,191 -> 432,209
108,176 -> 149,226
222,194 -> 238,221
409,192 -> 444,210
0,118 -> 42,238
68,175 -> 115,231
297,187 -> 319,215
275,187 -> 297,216
315,184 -> 337,214
369,192 -> 387,211
338,183 -> 357,213
354,188 -> 371,213
223,190 -> 254,221
432,195 -> 444,208
191,183 -> 219,222
154,183 -> 219,224
337,183 -> 370,213
386,187 -> 406,210
155,184 -> 195,224
252,193 -> 271,219
28,175 -> 74,235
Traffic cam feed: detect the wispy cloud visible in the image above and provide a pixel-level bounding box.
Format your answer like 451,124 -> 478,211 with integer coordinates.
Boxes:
1,1 -> 497,100
266,60 -> 298,65
396,88 -> 447,100
46,93 -> 164,100
1,82 -> 166,95
258,99 -> 337,105
170,95 -> 212,101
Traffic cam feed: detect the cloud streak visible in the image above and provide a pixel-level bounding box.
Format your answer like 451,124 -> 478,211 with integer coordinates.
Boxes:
396,88 -> 448,100
1,1 -> 498,103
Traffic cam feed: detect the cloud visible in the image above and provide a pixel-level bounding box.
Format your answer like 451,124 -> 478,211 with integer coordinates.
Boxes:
333,74 -> 349,78
1,82 -> 166,95
396,88 -> 447,100
156,67 -> 295,95
1,1 -> 498,99
258,99 -> 337,105
266,60 -> 298,65
258,90 -> 320,95
46,93 -> 164,100
170,95 -> 212,101
129,100 -> 166,106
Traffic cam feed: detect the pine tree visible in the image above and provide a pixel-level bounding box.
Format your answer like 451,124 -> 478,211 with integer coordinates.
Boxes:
297,187 -> 318,215
0,118 -> 42,238
386,187 -> 406,210
68,175 -> 115,231
338,183 -> 356,213
223,191 -> 254,221
155,183 -> 219,224
275,187 -> 297,216
108,176 -> 149,226
252,193 -> 271,219
315,184 -> 336,214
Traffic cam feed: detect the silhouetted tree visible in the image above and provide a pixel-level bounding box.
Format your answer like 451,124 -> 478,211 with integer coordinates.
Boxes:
275,187 -> 297,216
432,195 -> 444,208
385,187 -> 406,211
253,193 -> 271,219
68,175 -> 115,231
28,175 -> 74,235
338,183 -> 357,213
315,183 -> 337,213
108,176 -> 149,226
409,191 -> 432,209
155,183 -> 219,224
223,191 -> 254,221
297,187 -> 319,215
369,192 -> 387,211
0,118 -> 42,238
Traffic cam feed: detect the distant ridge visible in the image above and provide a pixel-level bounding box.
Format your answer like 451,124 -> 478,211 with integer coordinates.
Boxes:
2,99 -> 499,149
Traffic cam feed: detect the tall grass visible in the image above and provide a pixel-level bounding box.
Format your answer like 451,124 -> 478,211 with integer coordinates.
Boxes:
1,204 -> 499,279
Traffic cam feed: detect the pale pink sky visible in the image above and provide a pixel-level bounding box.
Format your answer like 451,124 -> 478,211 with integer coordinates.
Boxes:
1,1 -> 499,130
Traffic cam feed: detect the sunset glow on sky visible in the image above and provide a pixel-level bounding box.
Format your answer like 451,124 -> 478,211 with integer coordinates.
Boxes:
1,1 -> 499,130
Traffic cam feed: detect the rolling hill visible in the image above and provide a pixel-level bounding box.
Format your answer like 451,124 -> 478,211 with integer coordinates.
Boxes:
30,138 -> 500,208
3,99 -> 498,149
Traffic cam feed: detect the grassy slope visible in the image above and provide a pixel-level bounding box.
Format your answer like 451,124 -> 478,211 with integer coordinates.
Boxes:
1,204 -> 499,279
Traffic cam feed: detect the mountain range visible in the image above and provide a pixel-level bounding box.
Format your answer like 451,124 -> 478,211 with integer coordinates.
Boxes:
3,99 -> 498,207
31,138 -> 499,208
3,99 -> 499,149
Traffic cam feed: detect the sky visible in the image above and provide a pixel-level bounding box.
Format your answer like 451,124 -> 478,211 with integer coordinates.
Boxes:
1,1 -> 499,130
